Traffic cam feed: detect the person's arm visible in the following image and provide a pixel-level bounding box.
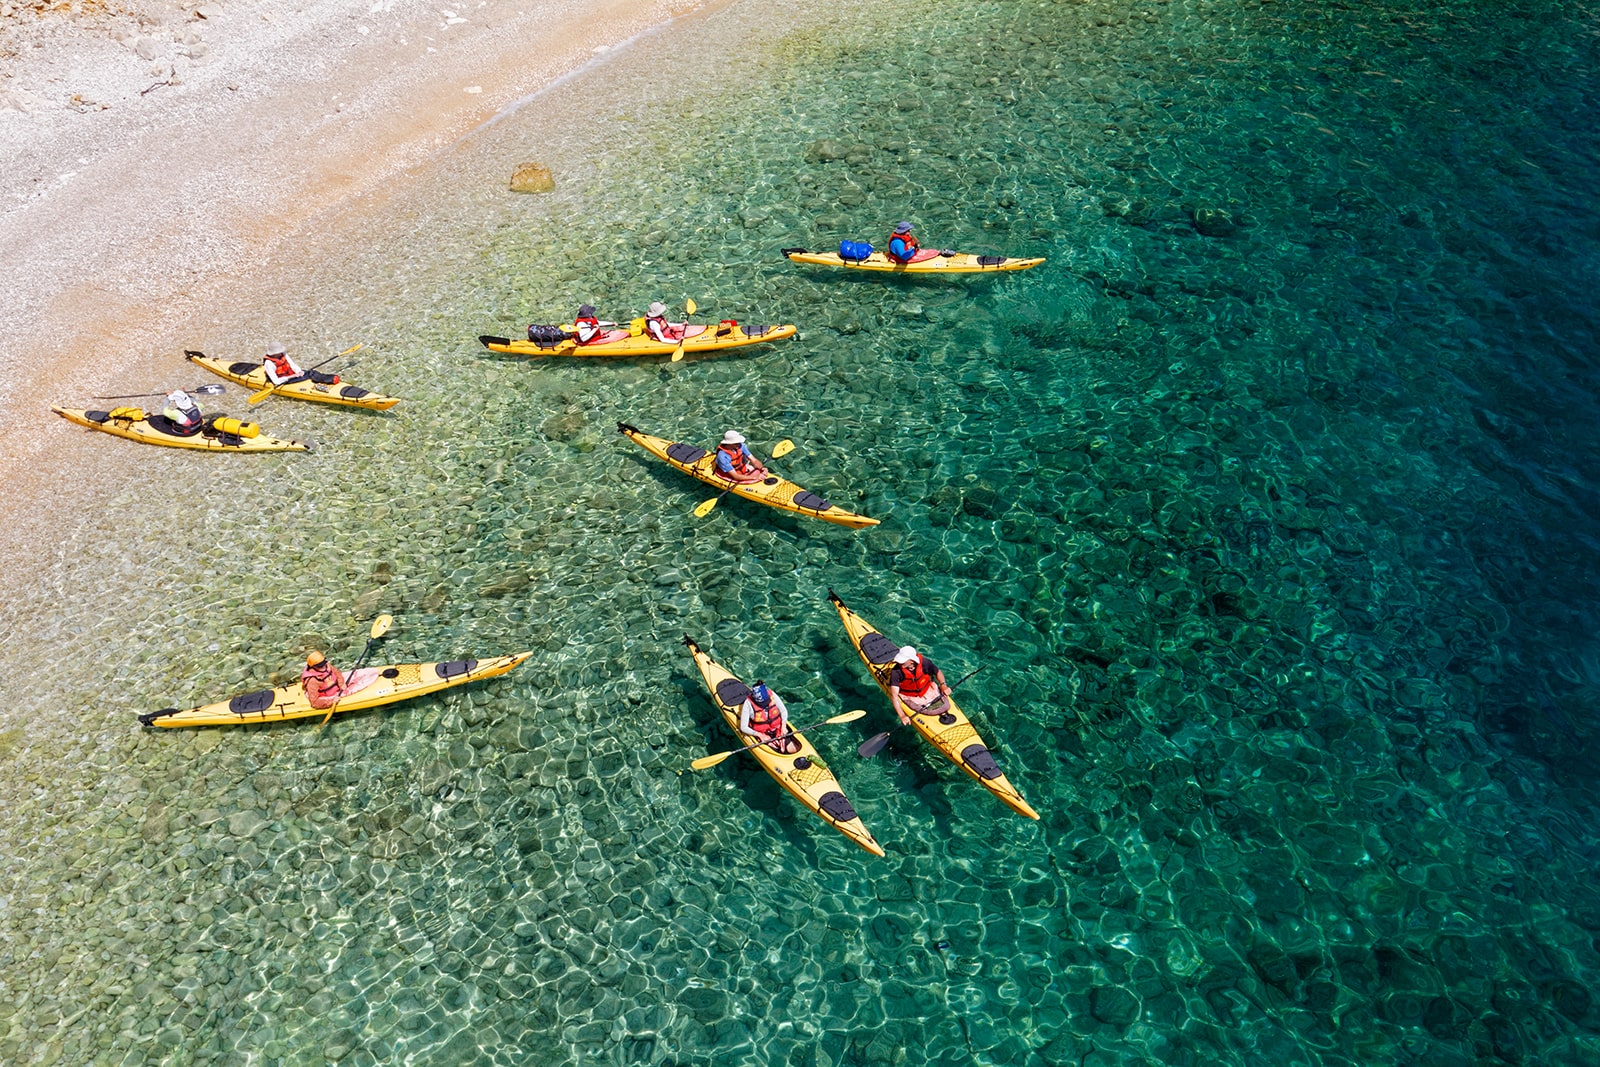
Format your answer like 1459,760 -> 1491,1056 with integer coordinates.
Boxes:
771,693 -> 791,732
738,699 -> 755,735
715,450 -> 734,475
743,445 -> 767,472
932,663 -> 951,697
888,669 -> 912,724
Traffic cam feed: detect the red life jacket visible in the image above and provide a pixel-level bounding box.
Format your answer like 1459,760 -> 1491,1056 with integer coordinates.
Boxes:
573,315 -> 602,342
887,232 -> 920,262
896,656 -> 935,698
301,663 -> 345,708
717,442 -> 759,476
747,690 -> 783,736
266,353 -> 298,379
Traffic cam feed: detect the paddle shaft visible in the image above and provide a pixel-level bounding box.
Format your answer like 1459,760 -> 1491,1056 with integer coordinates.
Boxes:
93,384 -> 224,400
693,709 -> 866,769
858,664 -> 985,758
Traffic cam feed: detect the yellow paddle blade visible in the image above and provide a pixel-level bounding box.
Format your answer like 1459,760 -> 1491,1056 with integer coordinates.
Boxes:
690,749 -> 737,771
339,342 -> 364,356
770,439 -> 794,459
827,709 -> 868,724
370,614 -> 393,639
692,494 -> 721,518
671,345 -> 685,363
685,298 -> 697,315
247,385 -> 276,405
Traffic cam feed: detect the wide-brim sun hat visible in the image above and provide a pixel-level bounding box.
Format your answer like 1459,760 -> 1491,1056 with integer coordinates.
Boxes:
577,304 -> 596,317
306,651 -> 326,666
266,342 -> 287,355
894,221 -> 913,234
721,431 -> 746,445
648,301 -> 667,316
895,645 -> 919,663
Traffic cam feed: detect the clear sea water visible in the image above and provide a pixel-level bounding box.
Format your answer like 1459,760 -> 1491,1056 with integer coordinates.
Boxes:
4,0 -> 1600,1063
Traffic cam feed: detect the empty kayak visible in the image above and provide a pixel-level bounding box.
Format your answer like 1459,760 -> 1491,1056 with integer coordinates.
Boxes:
684,635 -> 884,857
139,652 -> 532,727
478,321 -> 795,358
617,422 -> 879,529
828,590 -> 1039,819
52,406 -> 309,453
186,351 -> 401,410
781,247 -> 1044,274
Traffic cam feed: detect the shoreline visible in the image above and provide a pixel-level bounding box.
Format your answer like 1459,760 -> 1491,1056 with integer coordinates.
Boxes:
0,0 -> 706,582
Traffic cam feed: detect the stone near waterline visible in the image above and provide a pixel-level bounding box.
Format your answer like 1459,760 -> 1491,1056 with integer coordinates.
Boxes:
509,161 -> 555,193
804,138 -> 847,163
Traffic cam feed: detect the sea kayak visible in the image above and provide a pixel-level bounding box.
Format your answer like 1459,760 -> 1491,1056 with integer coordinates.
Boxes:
139,652 -> 532,727
186,351 -> 401,411
478,321 -> 795,358
684,636 -> 884,857
781,247 -> 1044,274
617,422 -> 879,529
828,591 -> 1039,820
52,406 -> 309,453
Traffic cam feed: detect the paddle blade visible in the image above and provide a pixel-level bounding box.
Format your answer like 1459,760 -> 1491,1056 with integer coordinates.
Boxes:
692,494 -> 720,518
671,344 -> 685,363
339,343 -> 365,356
770,439 -> 794,459
690,750 -> 736,771
195,384 -> 227,396
685,298 -> 697,315
827,709 -> 868,725
247,385 -> 275,405
370,614 -> 393,639
857,731 -> 893,758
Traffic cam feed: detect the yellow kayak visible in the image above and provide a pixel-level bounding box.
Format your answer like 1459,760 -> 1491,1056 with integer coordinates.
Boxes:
781,247 -> 1044,274
684,636 -> 884,857
828,591 -> 1039,819
186,351 -> 401,410
478,321 -> 795,358
617,422 -> 879,529
139,652 -> 532,727
52,406 -> 308,453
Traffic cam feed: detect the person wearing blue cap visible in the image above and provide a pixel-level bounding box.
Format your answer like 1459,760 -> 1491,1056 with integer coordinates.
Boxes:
739,679 -> 799,754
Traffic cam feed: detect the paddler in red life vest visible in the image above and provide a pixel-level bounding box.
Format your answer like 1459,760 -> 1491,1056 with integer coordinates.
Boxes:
885,221 -> 945,264
739,680 -> 800,755
161,389 -> 205,435
300,650 -> 380,711
644,301 -> 685,343
572,304 -> 616,345
263,342 -> 339,386
889,646 -> 952,724
714,431 -> 769,484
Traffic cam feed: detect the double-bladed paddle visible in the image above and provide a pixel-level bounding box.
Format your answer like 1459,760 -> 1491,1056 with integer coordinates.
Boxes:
690,708 -> 868,770
319,613 -> 392,726
693,438 -> 795,517
249,342 -> 364,404
857,664 -> 985,758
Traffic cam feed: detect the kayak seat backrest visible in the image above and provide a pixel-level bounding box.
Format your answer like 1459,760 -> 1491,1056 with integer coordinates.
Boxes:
817,790 -> 860,823
227,360 -> 258,375
339,385 -> 370,399
977,255 -> 1006,266
229,689 -> 277,716
961,743 -> 1003,780
86,410 -> 111,423
859,632 -> 899,665
746,325 -> 770,338
666,442 -> 707,464
147,413 -> 199,437
793,490 -> 832,512
715,678 -> 751,707
437,659 -> 479,680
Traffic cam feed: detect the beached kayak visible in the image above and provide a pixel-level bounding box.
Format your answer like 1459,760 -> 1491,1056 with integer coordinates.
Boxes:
828,591 -> 1039,820
52,406 -> 309,453
617,422 -> 879,529
478,321 -> 795,358
186,351 -> 401,410
781,247 -> 1044,274
684,636 -> 884,857
139,652 -> 532,727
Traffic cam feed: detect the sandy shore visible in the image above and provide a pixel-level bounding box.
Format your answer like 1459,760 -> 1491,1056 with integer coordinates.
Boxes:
0,0 -> 704,578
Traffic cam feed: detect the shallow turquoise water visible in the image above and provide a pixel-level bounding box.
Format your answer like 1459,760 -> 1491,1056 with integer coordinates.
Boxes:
4,0 -> 1600,1063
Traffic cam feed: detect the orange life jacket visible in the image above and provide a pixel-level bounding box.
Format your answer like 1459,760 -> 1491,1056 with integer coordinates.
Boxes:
266,353 -> 298,379
717,442 -> 759,476
747,691 -> 783,736
896,656 -> 936,698
887,232 -> 920,262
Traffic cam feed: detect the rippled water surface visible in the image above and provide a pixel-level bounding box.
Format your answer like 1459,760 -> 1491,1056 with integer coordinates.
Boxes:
5,0 -> 1600,1063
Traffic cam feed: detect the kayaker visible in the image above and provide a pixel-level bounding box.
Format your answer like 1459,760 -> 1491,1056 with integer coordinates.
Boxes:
161,389 -> 205,435
300,650 -> 380,710
644,301 -> 684,343
714,431 -> 769,484
885,221 -> 944,264
740,680 -> 800,755
572,304 -> 616,345
889,646 -> 953,724
263,342 -> 339,386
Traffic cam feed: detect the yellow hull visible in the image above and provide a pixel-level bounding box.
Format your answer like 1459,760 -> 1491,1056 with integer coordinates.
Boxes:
617,423 -> 878,529
140,652 -> 532,727
186,351 -> 401,410
782,248 -> 1043,274
480,322 -> 795,358
685,636 -> 884,857
52,406 -> 308,453
828,591 -> 1039,819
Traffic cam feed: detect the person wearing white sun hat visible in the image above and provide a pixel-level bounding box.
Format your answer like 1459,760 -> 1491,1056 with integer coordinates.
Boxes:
643,300 -> 687,343
713,430 -> 770,484
889,645 -> 952,724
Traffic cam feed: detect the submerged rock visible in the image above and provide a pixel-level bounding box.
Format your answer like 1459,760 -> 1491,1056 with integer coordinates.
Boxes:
510,161 -> 555,193
1191,204 -> 1237,237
